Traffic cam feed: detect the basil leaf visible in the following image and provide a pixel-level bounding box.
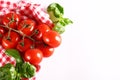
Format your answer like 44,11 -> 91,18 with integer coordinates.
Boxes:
63,18 -> 73,25
0,63 -> 17,80
48,11 -> 60,22
15,73 -> 21,80
5,49 -> 23,63
53,21 -> 65,34
52,18 -> 73,34
47,3 -> 73,34
16,62 -> 36,78
47,3 -> 64,17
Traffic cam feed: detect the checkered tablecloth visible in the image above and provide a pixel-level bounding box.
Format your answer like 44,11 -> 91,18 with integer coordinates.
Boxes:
0,45 -> 15,66
0,0 -> 53,80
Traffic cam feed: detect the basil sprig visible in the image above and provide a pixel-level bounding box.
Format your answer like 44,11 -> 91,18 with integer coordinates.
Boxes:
47,3 -> 73,34
0,49 -> 36,80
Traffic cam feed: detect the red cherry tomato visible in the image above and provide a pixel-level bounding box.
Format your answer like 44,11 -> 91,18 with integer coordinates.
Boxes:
21,78 -> 29,80
17,19 -> 35,36
34,64 -> 41,72
24,49 -> 43,65
33,24 -> 50,40
21,77 -> 36,80
2,13 -> 20,29
16,38 -> 33,52
2,31 -> 20,49
0,27 -> 5,43
37,43 -> 54,57
43,30 -> 62,48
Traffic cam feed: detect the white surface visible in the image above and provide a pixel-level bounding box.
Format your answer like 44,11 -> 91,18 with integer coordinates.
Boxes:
8,0 -> 120,80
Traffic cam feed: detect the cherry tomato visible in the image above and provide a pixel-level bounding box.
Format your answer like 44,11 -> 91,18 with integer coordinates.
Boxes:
34,64 -> 41,72
37,43 -> 54,57
42,30 -> 62,48
21,78 -> 29,80
2,12 -> 20,29
0,27 -> 5,43
24,49 -> 43,65
16,38 -> 33,52
17,19 -> 35,36
2,31 -> 20,49
21,77 -> 36,80
33,24 -> 50,40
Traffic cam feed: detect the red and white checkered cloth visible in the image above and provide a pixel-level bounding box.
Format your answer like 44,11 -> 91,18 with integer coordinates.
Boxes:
0,0 -> 53,80
0,45 -> 15,66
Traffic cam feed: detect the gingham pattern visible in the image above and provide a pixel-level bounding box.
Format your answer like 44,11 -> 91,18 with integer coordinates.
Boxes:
0,0 -> 53,80
0,0 -> 53,26
0,45 -> 16,66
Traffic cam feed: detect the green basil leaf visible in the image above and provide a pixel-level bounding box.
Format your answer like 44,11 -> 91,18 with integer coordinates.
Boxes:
15,73 -> 21,80
63,18 -> 73,25
0,63 -> 17,80
16,62 -> 36,78
48,11 -> 60,22
5,49 -> 23,63
53,21 -> 65,34
47,3 -> 64,18
48,3 -> 73,34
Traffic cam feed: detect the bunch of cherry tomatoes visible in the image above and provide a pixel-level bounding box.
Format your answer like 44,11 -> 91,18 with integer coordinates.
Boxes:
0,12 -> 62,71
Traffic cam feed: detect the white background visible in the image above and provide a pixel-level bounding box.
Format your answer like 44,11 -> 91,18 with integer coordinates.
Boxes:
9,0 -> 120,80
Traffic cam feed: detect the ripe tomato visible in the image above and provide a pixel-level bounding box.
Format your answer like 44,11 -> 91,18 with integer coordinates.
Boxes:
43,30 -> 62,48
17,19 -> 35,36
2,12 -> 20,29
16,38 -> 33,52
33,24 -> 50,40
2,31 -> 20,49
34,64 -> 41,72
21,78 -> 29,80
37,43 -> 54,57
24,49 -> 43,65
0,27 -> 5,43
22,77 -> 36,80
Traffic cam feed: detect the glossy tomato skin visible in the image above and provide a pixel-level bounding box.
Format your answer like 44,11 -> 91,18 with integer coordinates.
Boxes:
2,31 -> 20,49
17,19 -> 35,36
33,24 -> 50,40
21,77 -> 36,80
42,30 -> 62,48
16,38 -> 33,52
2,13 -> 20,29
37,43 -> 54,57
21,78 -> 29,80
0,27 -> 6,43
24,49 -> 43,65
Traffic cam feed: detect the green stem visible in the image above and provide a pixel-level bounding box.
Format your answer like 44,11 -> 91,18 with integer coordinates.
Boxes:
7,29 -> 12,40
30,29 -> 38,37
0,24 -> 35,42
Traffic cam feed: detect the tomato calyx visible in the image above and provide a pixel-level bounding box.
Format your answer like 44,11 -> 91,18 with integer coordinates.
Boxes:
7,13 -> 16,22
18,19 -> 35,36
19,41 -> 35,49
31,29 -> 40,36
19,41 -> 25,46
20,23 -> 31,31
2,13 -> 20,29
6,36 -> 11,41
34,29 -> 39,34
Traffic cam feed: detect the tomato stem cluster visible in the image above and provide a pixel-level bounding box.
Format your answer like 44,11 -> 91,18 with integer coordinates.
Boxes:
0,24 -> 35,42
